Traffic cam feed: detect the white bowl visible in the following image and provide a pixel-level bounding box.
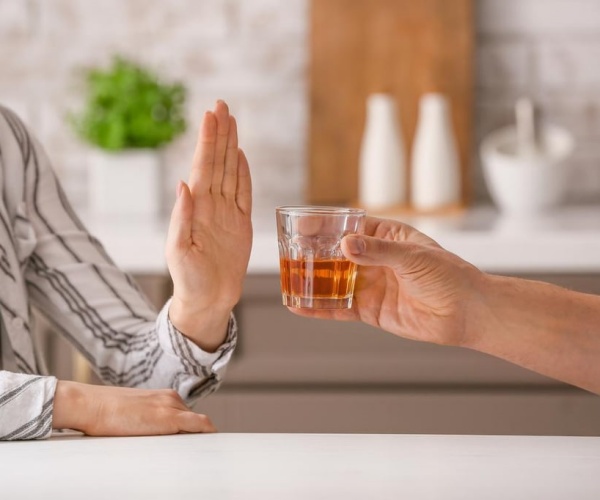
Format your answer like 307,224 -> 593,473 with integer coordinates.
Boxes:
480,125 -> 574,215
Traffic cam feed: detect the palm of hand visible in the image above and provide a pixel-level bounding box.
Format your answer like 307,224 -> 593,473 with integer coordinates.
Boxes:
166,101 -> 252,320
180,194 -> 252,310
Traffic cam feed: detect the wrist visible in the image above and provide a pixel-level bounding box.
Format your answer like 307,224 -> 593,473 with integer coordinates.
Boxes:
169,296 -> 232,352
463,272 -> 562,354
461,271 -> 501,351
52,380 -> 91,432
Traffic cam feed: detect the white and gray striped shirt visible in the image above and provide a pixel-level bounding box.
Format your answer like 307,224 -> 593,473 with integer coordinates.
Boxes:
0,105 -> 237,440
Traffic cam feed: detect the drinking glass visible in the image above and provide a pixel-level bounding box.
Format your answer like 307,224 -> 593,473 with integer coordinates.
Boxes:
276,206 -> 366,309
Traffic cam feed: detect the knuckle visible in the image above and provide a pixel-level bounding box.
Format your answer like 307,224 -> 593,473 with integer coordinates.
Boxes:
158,389 -> 182,404
166,389 -> 181,399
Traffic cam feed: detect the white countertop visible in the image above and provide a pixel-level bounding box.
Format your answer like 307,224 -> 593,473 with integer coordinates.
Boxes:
4,432 -> 600,499
82,204 -> 600,275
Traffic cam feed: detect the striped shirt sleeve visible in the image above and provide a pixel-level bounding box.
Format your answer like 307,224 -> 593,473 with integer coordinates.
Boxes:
0,371 -> 57,440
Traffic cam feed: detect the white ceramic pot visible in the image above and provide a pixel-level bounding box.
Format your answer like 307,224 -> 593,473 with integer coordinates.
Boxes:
88,149 -> 162,217
480,125 -> 574,215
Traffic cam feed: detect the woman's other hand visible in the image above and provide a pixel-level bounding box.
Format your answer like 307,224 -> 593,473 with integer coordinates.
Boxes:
53,381 -> 216,436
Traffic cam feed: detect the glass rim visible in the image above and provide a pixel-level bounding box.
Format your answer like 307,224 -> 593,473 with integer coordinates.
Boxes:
275,205 -> 366,216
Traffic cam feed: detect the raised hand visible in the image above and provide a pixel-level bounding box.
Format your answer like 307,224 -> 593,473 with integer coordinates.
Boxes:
166,101 -> 252,351
289,217 -> 483,347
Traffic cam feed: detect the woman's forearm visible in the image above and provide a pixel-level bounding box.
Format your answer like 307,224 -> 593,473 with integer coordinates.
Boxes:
466,274 -> 600,394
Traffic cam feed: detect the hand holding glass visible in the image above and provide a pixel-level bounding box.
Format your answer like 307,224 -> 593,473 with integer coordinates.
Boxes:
276,206 -> 366,309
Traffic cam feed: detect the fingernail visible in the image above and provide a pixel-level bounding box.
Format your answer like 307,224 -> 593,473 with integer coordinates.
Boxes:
345,236 -> 365,255
176,180 -> 184,198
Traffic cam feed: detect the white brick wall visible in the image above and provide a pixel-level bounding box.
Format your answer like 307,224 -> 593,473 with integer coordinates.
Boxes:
0,0 -> 30,39
478,0 -> 600,36
1,0 -> 599,211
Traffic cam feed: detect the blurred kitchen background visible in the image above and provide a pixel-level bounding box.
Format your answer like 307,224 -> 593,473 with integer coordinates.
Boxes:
3,0 -> 600,435
3,0 -> 600,211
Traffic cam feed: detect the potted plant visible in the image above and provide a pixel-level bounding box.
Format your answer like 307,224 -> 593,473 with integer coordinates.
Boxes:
70,56 -> 187,217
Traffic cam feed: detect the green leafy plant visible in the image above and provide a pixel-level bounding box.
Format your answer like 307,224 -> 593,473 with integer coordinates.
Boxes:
71,56 -> 187,151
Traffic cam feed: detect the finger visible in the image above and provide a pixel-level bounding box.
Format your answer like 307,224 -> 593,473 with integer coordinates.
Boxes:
221,116 -> 239,199
236,148 -> 252,215
189,111 -> 217,196
364,217 -> 440,247
297,215 -> 325,237
166,181 -> 193,257
287,306 -> 356,322
177,411 -> 217,433
341,234 -> 426,271
363,217 -> 386,236
211,100 -> 230,194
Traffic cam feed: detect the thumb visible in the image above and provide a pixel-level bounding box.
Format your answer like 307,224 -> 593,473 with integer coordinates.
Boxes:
341,234 -> 423,272
167,181 -> 193,253
177,411 -> 217,434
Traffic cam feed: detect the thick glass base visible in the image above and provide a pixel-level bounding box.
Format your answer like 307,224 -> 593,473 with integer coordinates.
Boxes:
282,294 -> 353,309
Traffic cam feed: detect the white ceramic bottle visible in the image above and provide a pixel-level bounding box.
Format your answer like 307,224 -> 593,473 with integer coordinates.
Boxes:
358,93 -> 406,210
410,93 -> 461,211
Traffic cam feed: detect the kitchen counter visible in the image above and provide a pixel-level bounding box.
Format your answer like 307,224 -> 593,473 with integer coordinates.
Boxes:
82,204 -> 600,274
4,432 -> 600,499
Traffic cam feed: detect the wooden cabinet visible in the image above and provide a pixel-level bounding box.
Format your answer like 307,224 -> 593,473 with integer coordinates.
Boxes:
309,0 -> 473,207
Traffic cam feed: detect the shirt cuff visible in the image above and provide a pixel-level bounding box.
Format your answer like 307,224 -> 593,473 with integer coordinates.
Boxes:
156,298 -> 238,375
0,372 -> 57,440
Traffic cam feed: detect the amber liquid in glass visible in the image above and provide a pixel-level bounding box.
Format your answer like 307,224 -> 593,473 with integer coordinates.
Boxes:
279,257 -> 357,304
